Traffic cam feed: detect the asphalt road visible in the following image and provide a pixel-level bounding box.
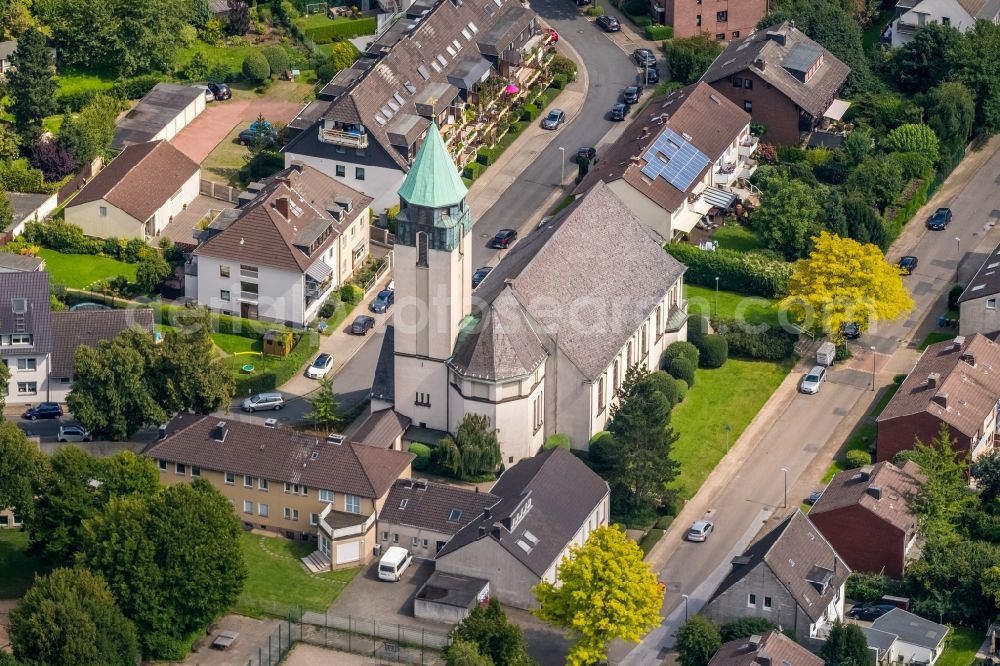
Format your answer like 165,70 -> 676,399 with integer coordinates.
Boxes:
471,0 -> 648,267
619,142 -> 1000,664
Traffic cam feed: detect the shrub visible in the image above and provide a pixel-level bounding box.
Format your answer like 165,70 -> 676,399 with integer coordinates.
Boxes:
675,379 -> 687,403
711,317 -> 795,360
644,370 -> 680,406
262,45 -> 290,78
666,356 -> 695,387
589,430 -> 612,449
687,314 -> 708,344
319,300 -> 337,318
543,433 -> 571,450
698,334 -> 728,368
242,51 -> 271,82
663,341 -> 699,368
549,74 -> 568,90
56,88 -> 97,113
846,572 -> 886,602
409,443 -> 432,470
0,160 -> 46,193
664,244 -> 791,298
720,618 -> 778,642
845,449 -> 872,468
339,283 -> 363,304
30,141 -> 77,180
948,284 -> 964,310
655,514 -> 673,530
476,148 -> 498,166
893,373 -> 908,384
520,103 -> 540,121
304,17 -> 377,43
645,25 -> 673,40
548,54 -> 577,79
462,162 -> 482,180
108,74 -> 161,100
585,4 -> 604,15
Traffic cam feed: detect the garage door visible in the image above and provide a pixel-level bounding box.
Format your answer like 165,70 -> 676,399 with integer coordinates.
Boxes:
335,541 -> 360,564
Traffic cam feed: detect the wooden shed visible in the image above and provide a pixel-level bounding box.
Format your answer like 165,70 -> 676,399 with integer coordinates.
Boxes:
262,329 -> 293,357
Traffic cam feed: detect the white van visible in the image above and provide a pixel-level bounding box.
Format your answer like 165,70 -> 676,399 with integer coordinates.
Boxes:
378,546 -> 412,582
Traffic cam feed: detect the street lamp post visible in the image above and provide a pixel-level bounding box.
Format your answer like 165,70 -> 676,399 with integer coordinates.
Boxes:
681,594 -> 690,622
780,467 -> 788,509
870,345 -> 877,392
955,236 -> 961,256
724,423 -> 732,453
558,147 -> 565,185
715,276 -> 720,317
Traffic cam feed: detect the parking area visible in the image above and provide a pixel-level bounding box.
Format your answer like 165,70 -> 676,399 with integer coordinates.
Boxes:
329,560 -> 443,631
177,614 -> 282,666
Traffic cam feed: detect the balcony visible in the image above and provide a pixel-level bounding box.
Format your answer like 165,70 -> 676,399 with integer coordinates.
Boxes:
739,136 -> 759,158
737,158 -> 758,181
318,503 -> 376,540
239,290 -> 258,302
319,123 -> 369,149
714,162 -> 738,187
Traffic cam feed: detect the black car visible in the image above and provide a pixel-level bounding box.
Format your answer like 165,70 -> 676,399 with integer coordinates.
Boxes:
898,255 -> 918,274
596,15 -> 620,31
805,490 -> 824,505
927,207 -> 953,230
610,103 -> 627,121
492,229 -> 518,249
644,66 -> 659,84
847,603 -> 896,621
351,315 -> 375,335
238,121 -> 276,146
23,402 -> 63,421
207,82 -> 232,101
575,0 -> 592,5
577,146 -> 597,162
472,266 -> 493,288
623,85 -> 643,104
633,48 -> 656,66
841,322 -> 861,339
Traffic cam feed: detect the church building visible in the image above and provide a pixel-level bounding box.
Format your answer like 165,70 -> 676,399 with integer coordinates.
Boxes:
379,125 -> 688,464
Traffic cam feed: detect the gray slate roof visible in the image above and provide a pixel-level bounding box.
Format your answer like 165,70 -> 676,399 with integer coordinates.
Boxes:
415,571 -> 490,608
957,240 -> 1000,302
436,447 -> 609,577
862,626 -> 899,655
708,510 -> 850,623
462,181 -> 685,381
872,608 -> 948,650
0,272 -> 52,356
379,478 -> 499,535
113,83 -> 204,150
7,192 -> 51,227
49,309 -> 154,378
449,288 -> 547,381
348,408 -> 411,449
0,253 -> 44,272
701,22 -> 850,118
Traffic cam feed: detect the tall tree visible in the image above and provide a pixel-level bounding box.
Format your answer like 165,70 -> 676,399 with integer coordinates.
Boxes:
307,377 -> 345,431
9,567 -> 139,666
150,308 -> 235,415
910,423 -> 974,543
907,537 -> 1000,624
781,232 -> 913,339
666,35 -> 724,85
786,1 -> 880,95
922,81 -> 976,160
0,420 -> 45,520
846,155 -> 905,211
28,445 -> 104,563
448,599 -> 535,666
750,178 -> 823,259
79,479 -> 247,658
227,0 -> 250,35
534,526 -> 663,666
440,414 -> 502,479
675,616 -> 721,666
134,251 -> 172,294
892,22 -> 961,94
57,93 -> 122,164
7,27 -> 56,142
819,622 -> 870,666
950,20 -> 1000,134
591,366 -> 679,514
973,450 -> 1000,502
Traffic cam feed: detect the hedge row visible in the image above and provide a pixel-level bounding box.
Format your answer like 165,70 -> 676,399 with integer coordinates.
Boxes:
711,316 -> 796,360
304,17 -> 377,43
665,243 -> 791,298
645,25 -> 672,40
463,162 -> 483,180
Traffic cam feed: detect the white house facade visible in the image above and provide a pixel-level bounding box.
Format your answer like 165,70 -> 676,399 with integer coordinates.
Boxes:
889,0 -> 999,47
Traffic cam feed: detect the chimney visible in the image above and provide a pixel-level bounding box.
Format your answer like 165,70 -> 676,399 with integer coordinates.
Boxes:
754,57 -> 766,71
748,635 -> 762,649
932,392 -> 949,408
954,335 -> 966,347
328,206 -> 344,222
484,507 -> 491,521
158,424 -> 167,440
961,351 -> 976,367
927,372 -> 941,388
478,525 -> 487,537
867,485 -> 883,500
211,421 -> 228,442
275,196 -> 290,219
858,465 -> 874,481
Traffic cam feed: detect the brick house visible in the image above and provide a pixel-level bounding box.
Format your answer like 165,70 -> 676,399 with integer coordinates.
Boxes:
145,414 -> 414,572
876,334 -> 1000,463
656,0 -> 768,41
702,510 -> 849,648
807,461 -> 923,579
700,23 -> 851,145
709,630 -> 823,666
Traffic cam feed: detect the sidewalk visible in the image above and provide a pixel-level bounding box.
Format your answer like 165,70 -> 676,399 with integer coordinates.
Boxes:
595,1 -> 668,69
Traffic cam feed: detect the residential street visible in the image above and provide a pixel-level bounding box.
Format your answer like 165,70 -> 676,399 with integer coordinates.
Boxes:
617,136 -> 1000,665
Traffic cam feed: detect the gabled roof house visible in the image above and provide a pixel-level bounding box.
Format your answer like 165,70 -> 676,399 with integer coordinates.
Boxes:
709,630 -> 823,666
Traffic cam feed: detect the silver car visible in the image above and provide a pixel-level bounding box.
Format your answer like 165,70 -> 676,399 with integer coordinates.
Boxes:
57,425 -> 92,442
242,392 -> 285,412
687,520 -> 713,542
800,366 -> 827,394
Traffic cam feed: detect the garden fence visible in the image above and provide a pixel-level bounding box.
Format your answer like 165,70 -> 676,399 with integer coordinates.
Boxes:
201,179 -> 241,204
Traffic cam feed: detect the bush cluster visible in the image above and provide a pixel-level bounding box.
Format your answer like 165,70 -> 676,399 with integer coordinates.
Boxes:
666,244 -> 791,298
339,283 -> 363,305
520,103 -> 540,121
409,443 -> 432,470
645,25 -> 672,40
666,356 -> 695,387
698,334 -> 728,368
462,162 -> 483,180
845,449 -> 872,468
711,317 -> 796,360
304,17 -> 377,43
21,221 -> 153,262
663,341 -> 699,368
476,148 -> 499,166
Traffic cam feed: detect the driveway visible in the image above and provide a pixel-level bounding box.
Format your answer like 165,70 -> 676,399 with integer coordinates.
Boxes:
171,97 -> 304,164
328,560 -> 443,630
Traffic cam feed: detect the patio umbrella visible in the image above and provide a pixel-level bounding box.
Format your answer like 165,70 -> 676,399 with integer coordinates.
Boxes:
504,84 -> 520,94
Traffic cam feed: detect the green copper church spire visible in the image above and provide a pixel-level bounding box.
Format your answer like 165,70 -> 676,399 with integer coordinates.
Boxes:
397,123 -> 468,209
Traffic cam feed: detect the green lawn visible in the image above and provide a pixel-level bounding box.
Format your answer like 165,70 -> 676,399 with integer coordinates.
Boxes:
38,249 -> 138,289
686,285 -> 782,328
871,383 -> 900,418
937,625 -> 982,666
234,533 -> 359,618
55,67 -> 115,98
0,529 -> 45,598
223,331 -> 319,395
201,123 -> 252,186
212,331 -> 260,355
822,424 -> 876,483
713,225 -> 764,252
670,359 -> 793,499
175,42 -> 257,74
919,331 -> 956,350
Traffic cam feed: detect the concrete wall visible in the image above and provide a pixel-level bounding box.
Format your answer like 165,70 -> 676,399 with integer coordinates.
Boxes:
665,0 -> 768,40
415,580 -> 489,624
284,151 -> 404,213
395,355 -> 450,431
3,353 -> 51,405
378,522 -> 453,560
709,70 -> 805,146
809,505 -> 907,579
960,294 -> 1000,337
435,535 -> 541,609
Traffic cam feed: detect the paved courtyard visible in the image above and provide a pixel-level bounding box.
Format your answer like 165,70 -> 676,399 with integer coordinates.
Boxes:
175,614 -> 282,666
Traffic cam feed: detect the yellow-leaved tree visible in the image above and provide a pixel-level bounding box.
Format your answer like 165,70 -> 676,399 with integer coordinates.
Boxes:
780,231 -> 913,339
534,525 -> 663,665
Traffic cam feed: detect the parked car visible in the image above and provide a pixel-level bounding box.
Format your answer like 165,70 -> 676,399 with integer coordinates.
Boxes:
687,520 -> 714,542
927,207 -> 953,230
623,85 -> 643,104
306,353 -> 335,379
57,425 -> 92,442
544,27 -> 559,42
577,146 -> 597,162
610,103 -> 627,121
898,255 -> 918,274
351,314 -> 375,335
22,402 -> 63,421
242,392 -> 285,412
644,66 -> 659,84
799,365 -> 827,394
575,0 -> 592,6
238,120 -> 275,146
202,86 -> 215,102
805,490 -> 824,505
596,15 -> 620,31
633,48 -> 656,66
841,322 -> 861,339
491,229 -> 518,249
847,603 -> 896,621
207,82 -> 232,101
472,266 -> 493,288
541,108 -> 566,130
370,289 -> 395,313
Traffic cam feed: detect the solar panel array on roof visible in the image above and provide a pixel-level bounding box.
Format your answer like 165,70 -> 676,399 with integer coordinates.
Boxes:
640,127 -> 710,192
